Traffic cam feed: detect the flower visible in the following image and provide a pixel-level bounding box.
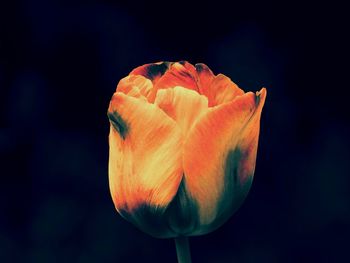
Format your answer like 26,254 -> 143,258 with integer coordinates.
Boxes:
107,61 -> 266,238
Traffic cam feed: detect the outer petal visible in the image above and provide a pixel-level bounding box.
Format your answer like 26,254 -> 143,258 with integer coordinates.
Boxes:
182,88 -> 267,235
147,62 -> 199,102
236,88 -> 267,183
108,92 -> 183,237
154,86 -> 208,136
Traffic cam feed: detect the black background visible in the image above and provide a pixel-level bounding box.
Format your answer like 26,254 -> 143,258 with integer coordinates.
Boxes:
1,0 -> 349,262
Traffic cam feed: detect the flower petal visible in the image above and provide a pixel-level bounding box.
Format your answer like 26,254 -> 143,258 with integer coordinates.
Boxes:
195,63 -> 215,98
154,86 -> 208,136
129,61 -> 171,83
235,88 -> 267,183
208,74 -> 244,106
182,88 -> 266,234
116,75 -> 153,100
147,62 -> 199,102
178,60 -> 198,77
108,92 -> 183,214
195,64 -> 244,106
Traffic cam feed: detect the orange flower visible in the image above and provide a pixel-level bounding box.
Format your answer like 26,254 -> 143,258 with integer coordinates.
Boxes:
108,61 -> 266,238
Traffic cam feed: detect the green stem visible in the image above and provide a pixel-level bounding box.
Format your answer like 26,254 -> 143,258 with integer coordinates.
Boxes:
174,236 -> 192,263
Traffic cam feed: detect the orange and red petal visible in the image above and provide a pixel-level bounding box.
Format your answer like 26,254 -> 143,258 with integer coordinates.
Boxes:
235,88 -> 267,183
208,74 -> 244,106
108,92 -> 183,214
182,89 -> 266,232
195,63 -> 215,99
129,61 -> 171,83
195,64 -> 244,106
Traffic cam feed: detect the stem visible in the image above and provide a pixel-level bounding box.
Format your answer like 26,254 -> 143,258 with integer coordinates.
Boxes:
174,236 -> 192,263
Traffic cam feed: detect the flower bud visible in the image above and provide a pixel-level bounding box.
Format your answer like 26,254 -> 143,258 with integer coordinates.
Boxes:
108,61 -> 266,238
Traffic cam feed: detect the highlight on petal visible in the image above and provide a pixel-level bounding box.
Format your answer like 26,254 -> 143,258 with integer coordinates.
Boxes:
154,86 -> 208,136
182,88 -> 266,234
108,92 -> 183,215
147,62 -> 199,102
116,75 -> 153,100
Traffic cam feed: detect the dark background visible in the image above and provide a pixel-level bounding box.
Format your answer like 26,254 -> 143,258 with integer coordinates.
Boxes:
1,0 -> 349,262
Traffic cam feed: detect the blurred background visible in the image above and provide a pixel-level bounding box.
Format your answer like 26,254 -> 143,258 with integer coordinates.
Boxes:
1,0 -> 349,262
